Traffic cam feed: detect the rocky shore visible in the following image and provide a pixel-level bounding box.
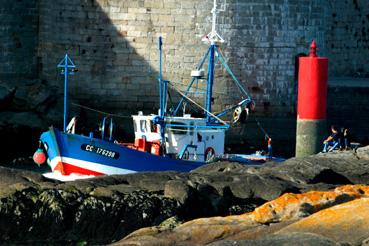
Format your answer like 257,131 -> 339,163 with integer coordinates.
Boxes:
0,80 -> 64,163
0,147 -> 369,245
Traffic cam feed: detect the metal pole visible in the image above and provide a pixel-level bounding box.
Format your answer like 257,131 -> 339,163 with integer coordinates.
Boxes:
157,37 -> 166,154
158,37 -> 164,118
63,54 -> 69,132
206,44 -> 215,122
163,80 -> 167,116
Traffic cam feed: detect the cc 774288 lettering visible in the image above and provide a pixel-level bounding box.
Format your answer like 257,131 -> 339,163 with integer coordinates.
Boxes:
81,144 -> 119,159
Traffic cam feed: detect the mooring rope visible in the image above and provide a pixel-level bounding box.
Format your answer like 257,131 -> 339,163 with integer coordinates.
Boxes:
254,117 -> 270,139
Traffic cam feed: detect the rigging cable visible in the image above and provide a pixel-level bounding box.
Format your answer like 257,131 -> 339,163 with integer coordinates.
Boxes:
254,116 -> 270,140
216,47 -> 250,99
168,83 -> 229,126
216,48 -> 272,142
71,102 -> 132,119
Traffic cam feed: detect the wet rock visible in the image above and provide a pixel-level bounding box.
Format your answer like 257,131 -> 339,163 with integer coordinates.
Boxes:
0,80 -> 68,163
190,165 -> 299,202
0,79 -> 63,120
0,167 -> 180,244
0,111 -> 45,129
254,155 -> 369,187
0,162 -> 297,244
1,147 -> 369,244
72,169 -> 294,219
192,162 -> 248,174
0,85 -> 16,110
0,112 -> 46,162
0,166 -> 53,197
164,180 -> 193,204
70,191 -> 179,243
11,79 -> 55,113
356,145 -> 369,160
90,172 -> 187,193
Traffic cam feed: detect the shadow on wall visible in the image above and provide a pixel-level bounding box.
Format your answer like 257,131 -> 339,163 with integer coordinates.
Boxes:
38,1 -> 159,110
0,0 -> 44,163
38,0 -> 161,138
0,0 -> 39,83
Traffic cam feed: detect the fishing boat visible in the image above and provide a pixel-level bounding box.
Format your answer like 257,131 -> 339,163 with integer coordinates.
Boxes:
33,0 -> 282,178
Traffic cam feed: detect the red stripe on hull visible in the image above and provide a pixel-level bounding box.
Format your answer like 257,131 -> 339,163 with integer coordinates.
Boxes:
60,162 -> 104,176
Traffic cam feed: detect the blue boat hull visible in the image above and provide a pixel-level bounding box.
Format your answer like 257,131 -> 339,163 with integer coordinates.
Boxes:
40,127 -> 203,175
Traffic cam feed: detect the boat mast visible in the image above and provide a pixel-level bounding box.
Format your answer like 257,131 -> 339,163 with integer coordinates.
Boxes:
157,36 -> 167,152
206,44 -> 215,122
205,0 -> 225,122
57,54 -> 76,132
158,37 -> 164,118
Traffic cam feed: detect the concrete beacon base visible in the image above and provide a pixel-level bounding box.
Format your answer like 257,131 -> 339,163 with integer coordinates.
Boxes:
296,119 -> 326,157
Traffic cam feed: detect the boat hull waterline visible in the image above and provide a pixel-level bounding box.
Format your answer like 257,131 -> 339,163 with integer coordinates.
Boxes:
41,127 -> 203,176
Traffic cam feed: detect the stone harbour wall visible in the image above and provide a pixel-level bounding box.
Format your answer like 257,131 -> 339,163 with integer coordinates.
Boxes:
327,0 -> 369,77
1,0 -> 368,156
37,0 -> 332,115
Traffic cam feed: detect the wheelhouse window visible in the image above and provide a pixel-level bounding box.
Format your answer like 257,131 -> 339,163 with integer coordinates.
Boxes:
150,120 -> 157,132
139,120 -> 147,132
134,119 -> 154,133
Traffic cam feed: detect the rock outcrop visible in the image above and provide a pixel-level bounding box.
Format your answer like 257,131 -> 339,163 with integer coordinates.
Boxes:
0,147 -> 369,244
0,167 -> 179,244
277,198 -> 369,245
117,184 -> 369,245
0,80 -> 65,162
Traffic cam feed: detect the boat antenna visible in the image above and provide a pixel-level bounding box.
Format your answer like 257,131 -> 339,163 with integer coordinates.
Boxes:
204,0 -> 226,122
202,0 -> 225,44
57,54 -> 77,132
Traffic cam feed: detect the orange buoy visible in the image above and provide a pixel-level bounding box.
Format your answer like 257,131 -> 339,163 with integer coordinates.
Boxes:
33,148 -> 46,165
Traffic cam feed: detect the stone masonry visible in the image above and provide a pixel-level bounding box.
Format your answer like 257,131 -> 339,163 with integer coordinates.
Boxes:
37,0 -> 332,114
1,0 -> 368,156
0,0 -> 39,83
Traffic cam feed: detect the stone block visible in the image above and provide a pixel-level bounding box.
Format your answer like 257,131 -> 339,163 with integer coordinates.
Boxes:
128,7 -> 147,14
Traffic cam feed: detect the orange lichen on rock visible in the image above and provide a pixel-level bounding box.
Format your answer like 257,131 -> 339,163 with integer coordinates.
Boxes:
334,184 -> 369,196
251,184 -> 369,224
276,198 -> 369,245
